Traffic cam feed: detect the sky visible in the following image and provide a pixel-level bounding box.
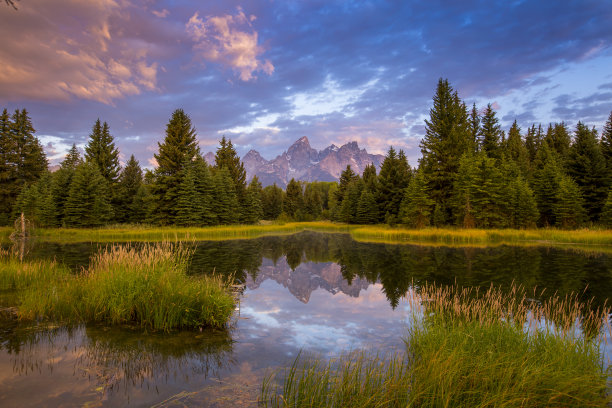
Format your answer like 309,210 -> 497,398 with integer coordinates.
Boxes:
1,0 -> 611,168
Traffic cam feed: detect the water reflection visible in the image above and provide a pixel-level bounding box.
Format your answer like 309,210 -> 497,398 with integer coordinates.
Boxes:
6,232 -> 612,310
0,321 -> 234,407
1,232 -> 611,406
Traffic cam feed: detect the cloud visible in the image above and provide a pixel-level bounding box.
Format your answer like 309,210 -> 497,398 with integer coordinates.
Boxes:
0,0 -> 158,104
152,8 -> 169,18
186,8 -> 274,81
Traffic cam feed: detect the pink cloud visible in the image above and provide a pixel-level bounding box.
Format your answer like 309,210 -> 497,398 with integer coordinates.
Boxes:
0,0 -> 158,105
151,8 -> 170,19
186,7 -> 274,81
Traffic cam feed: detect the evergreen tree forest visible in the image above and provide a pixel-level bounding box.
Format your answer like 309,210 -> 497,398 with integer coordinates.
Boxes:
2,80 -> 612,230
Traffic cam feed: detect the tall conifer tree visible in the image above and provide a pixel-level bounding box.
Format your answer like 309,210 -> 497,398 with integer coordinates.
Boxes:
505,120 -> 529,175
85,119 -> 120,184
0,109 -> 47,225
283,178 -> 304,219
478,103 -> 502,159
567,122 -> 607,221
116,155 -> 143,223
151,109 -> 199,224
420,79 -> 471,222
261,184 -> 283,220
64,162 -> 113,227
243,176 -> 264,224
399,169 -> 434,228
377,147 -> 411,221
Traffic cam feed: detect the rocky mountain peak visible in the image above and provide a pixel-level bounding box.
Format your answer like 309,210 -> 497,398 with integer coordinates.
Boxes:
236,137 -> 385,187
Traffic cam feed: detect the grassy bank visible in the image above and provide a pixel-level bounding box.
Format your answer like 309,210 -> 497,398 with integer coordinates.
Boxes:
2,222 -> 611,247
261,284 -> 611,407
0,243 -> 235,331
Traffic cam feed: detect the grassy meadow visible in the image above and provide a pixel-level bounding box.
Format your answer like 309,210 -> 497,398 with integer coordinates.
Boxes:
261,284 -> 612,407
0,243 -> 235,331
2,222 -> 612,248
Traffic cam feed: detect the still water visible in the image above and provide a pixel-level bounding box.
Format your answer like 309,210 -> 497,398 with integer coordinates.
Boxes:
1,232 -> 611,407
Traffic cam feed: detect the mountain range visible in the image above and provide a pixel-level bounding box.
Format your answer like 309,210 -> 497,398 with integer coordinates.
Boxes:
205,136 -> 384,187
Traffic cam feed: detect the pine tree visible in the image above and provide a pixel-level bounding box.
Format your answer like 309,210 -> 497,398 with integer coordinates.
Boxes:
51,145 -> 81,226
213,167 -> 239,224
64,162 -> 113,227
85,119 -> 120,184
283,178 -> 303,219
14,172 -> 57,227
0,108 -> 15,225
303,183 -> 322,220
115,155 -> 143,223
452,152 -> 504,228
214,136 -> 247,203
479,103 -> 502,159
399,169 -> 434,228
420,79 -> 471,222
505,120 -> 529,175
356,188 -> 378,224
340,178 -> 364,223
63,144 -> 82,169
554,175 -> 586,229
175,163 -> 200,226
192,156 -> 217,225
261,184 -> 283,220
451,153 -> 478,228
544,123 -> 571,164
567,122 -> 608,221
151,109 -> 199,224
524,124 -> 543,167
243,176 -> 264,224
377,147 -> 411,220
532,143 -> 564,226
362,163 -> 378,192
0,109 -> 47,225
507,175 -> 539,229
468,103 -> 480,152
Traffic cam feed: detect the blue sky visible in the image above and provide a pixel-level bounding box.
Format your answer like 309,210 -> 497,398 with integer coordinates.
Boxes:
1,0 -> 611,167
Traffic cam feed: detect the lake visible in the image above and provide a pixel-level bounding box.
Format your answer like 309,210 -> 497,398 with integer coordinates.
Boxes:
1,231 -> 611,407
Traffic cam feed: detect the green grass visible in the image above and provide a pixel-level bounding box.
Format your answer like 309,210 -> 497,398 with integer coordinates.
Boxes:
0,243 -> 235,331
261,284 -> 611,407
4,222 -> 611,249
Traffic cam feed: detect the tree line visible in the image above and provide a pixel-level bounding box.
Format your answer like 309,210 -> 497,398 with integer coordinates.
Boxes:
326,79 -> 612,229
2,79 -> 612,229
1,109 -> 264,227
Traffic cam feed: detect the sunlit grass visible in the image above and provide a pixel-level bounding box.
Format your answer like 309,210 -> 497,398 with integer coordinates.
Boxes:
10,222 -> 612,248
0,243 -> 235,331
261,283 -> 611,407
26,221 -> 350,242
350,226 -> 612,246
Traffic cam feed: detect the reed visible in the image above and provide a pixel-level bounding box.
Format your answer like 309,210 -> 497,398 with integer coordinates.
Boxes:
261,283 -> 611,407
261,351 -> 410,407
1,243 -> 235,331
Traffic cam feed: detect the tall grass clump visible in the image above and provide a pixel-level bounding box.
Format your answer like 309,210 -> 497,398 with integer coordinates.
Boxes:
405,284 -> 611,407
0,248 -> 69,293
261,351 -> 410,407
11,243 -> 235,331
261,284 -> 611,407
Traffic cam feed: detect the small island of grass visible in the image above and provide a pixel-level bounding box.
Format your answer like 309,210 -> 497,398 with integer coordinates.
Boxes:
0,243 -> 235,331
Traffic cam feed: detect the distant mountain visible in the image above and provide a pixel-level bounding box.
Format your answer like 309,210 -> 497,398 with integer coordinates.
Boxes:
236,136 -> 384,187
